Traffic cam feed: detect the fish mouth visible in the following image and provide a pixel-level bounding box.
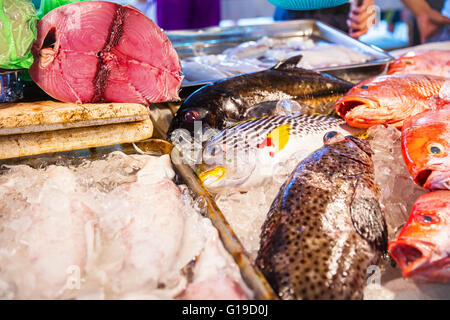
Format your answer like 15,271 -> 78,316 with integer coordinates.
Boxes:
388,240 -> 449,281
197,166 -> 227,187
197,164 -> 255,192
388,241 -> 430,276
335,97 -> 375,118
415,169 -> 450,190
422,171 -> 450,190
415,169 -> 432,188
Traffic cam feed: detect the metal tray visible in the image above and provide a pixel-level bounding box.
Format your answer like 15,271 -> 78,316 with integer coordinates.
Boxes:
166,19 -> 394,87
0,139 -> 278,300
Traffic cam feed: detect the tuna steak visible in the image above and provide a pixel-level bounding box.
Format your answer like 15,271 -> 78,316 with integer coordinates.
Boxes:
29,1 -> 183,104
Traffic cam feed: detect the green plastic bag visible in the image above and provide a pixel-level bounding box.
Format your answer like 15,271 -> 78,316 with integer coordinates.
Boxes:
38,0 -> 88,19
0,0 -> 38,70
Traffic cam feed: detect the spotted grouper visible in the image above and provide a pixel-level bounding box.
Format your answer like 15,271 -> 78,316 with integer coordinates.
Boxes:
255,132 -> 388,300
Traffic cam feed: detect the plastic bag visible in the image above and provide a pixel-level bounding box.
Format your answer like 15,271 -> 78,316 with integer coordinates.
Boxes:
37,0 -> 88,19
0,0 -> 38,70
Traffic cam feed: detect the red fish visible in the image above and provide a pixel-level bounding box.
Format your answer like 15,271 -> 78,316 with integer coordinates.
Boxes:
388,191 -> 450,282
387,50 -> 450,78
335,74 -> 445,129
401,107 -> 450,190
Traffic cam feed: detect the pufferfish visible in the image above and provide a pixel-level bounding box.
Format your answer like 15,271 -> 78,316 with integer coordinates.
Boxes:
197,114 -> 362,193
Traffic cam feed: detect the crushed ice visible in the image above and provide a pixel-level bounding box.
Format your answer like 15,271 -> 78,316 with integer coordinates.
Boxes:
210,125 -> 447,299
0,152 -> 250,300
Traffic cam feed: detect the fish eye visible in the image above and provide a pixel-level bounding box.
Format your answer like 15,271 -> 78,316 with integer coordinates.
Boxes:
427,143 -> 444,155
416,213 -> 440,225
184,110 -> 199,123
361,85 -> 369,89
323,131 -> 343,144
325,131 -> 337,139
405,61 -> 413,65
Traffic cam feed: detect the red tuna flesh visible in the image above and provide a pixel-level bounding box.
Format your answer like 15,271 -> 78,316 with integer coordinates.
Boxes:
29,1 -> 183,104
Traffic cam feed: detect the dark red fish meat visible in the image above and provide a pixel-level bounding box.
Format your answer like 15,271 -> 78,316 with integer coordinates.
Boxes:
29,1 -> 183,104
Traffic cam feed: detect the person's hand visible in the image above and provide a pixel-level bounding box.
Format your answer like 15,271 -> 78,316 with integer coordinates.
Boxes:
416,8 -> 450,43
347,0 -> 376,39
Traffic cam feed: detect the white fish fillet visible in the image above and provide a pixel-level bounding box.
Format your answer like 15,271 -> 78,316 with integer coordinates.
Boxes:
0,153 -> 250,300
181,37 -> 371,83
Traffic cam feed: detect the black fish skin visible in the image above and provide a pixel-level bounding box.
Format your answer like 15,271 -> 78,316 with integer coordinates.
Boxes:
255,135 -> 387,300
168,56 -> 353,137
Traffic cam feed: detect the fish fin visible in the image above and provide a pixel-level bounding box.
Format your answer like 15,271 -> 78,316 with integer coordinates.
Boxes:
243,101 -> 279,118
257,205 -> 296,300
231,116 -> 269,129
356,132 -> 370,140
350,180 -> 388,252
346,136 -> 374,156
272,55 -> 303,71
244,100 -> 315,118
267,124 -> 291,152
276,100 -> 314,116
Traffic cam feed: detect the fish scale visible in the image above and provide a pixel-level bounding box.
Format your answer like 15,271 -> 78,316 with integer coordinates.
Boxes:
387,50 -> 450,78
388,191 -> 450,282
335,74 -> 446,129
401,107 -> 450,190
256,135 -> 387,300
210,114 -> 346,149
169,55 -> 353,137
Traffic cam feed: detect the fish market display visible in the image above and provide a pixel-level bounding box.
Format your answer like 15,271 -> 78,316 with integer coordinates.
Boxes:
0,0 -> 37,70
198,114 -> 361,193
387,50 -> 450,78
0,153 -> 250,299
29,1 -> 183,104
169,56 -> 353,138
181,37 -> 371,83
335,74 -> 446,129
401,108 -> 450,190
388,191 -> 449,283
213,125 -> 448,298
0,0 -> 448,299
255,132 -> 387,300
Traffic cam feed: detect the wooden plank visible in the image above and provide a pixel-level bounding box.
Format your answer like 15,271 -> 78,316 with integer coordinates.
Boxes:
0,101 -> 149,135
0,118 -> 153,160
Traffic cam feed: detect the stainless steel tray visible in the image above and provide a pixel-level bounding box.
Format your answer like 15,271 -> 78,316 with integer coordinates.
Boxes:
0,139 -> 278,300
167,19 -> 394,87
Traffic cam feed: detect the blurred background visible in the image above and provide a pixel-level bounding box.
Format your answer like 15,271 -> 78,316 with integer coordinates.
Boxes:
31,0 -> 449,49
